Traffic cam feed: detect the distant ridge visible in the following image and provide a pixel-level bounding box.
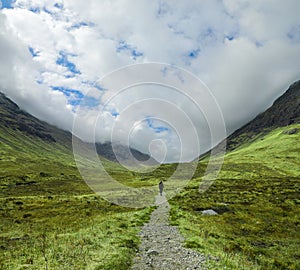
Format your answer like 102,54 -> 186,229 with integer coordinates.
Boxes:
96,142 -> 158,165
0,92 -> 155,164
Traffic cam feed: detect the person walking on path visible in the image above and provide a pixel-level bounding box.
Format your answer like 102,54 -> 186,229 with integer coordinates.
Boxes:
159,180 -> 164,196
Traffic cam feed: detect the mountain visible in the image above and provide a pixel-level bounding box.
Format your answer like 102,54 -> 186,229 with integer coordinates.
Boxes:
170,81 -> 300,269
0,94 -> 157,270
1,82 -> 299,269
0,92 -> 71,145
0,92 -> 153,164
226,80 -> 300,151
96,142 -> 157,165
0,92 -> 86,196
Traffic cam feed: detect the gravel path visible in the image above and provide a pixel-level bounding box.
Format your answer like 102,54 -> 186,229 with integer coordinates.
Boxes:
131,194 -> 206,270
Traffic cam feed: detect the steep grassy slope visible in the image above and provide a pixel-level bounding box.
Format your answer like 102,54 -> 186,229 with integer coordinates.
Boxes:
0,93 -> 157,269
170,123 -> 300,269
227,80 -> 300,151
1,77 -> 299,269
0,93 -> 92,197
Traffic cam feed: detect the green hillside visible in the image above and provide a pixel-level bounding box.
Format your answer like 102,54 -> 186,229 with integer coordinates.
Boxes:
169,123 -> 300,269
0,94 -> 155,269
1,79 -> 299,269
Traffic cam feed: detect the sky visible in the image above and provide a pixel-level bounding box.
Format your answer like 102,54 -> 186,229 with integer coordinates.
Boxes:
0,0 -> 300,162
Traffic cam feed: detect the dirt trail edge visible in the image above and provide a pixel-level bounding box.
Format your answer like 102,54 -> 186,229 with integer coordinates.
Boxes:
131,194 -> 207,270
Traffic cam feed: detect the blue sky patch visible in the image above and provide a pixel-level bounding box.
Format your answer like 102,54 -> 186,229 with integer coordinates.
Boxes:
116,41 -> 130,52
146,118 -> 169,134
132,49 -> 143,59
188,49 -> 200,59
68,97 -> 99,107
64,74 -> 75,79
78,96 -> 100,107
110,111 -> 119,118
226,35 -> 234,41
27,5 -> 58,15
56,51 -> 81,75
29,6 -> 40,13
117,41 -> 143,60
28,47 -> 39,57
1,0 -> 14,9
54,3 -> 63,9
43,7 -> 54,15
70,22 -> 95,30
82,80 -> 104,91
67,99 -> 81,106
51,86 -> 99,107
51,86 -> 84,98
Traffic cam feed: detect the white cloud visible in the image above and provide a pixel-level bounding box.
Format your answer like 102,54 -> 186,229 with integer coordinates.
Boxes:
0,0 -> 300,162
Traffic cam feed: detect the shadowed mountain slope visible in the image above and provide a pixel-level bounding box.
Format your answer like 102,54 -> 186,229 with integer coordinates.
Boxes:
226,80 -> 300,151
0,92 -> 153,163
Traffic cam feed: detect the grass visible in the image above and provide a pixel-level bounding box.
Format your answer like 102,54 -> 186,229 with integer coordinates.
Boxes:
1,106 -> 299,269
0,126 -> 156,269
0,194 -> 154,270
169,123 -> 300,269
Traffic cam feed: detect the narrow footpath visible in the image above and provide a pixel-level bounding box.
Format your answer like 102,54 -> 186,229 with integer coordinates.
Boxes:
131,194 -> 206,270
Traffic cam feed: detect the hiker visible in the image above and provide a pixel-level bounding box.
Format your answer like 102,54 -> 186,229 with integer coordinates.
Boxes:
159,180 -> 164,196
